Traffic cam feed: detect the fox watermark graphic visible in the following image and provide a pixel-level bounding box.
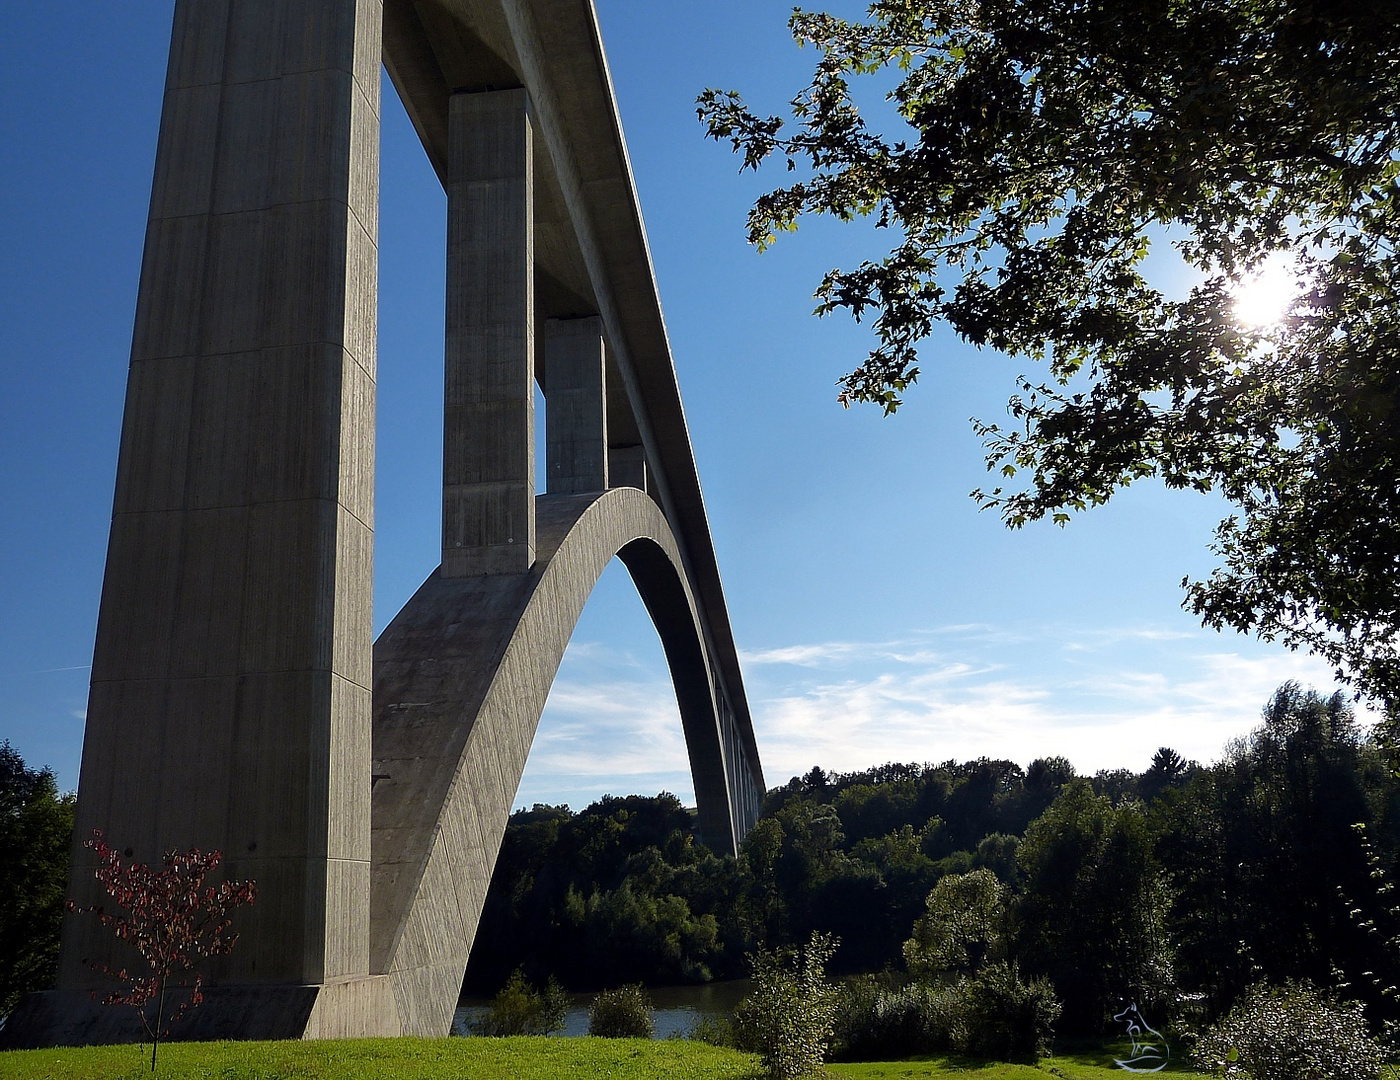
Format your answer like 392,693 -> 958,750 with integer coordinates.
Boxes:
1113,1001 -> 1170,1073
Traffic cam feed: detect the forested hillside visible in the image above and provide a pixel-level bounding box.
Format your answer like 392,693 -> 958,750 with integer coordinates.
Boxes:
466,683 -> 1400,1035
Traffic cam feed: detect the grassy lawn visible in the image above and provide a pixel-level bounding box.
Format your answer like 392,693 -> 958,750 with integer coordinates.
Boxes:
828,1048 -> 1195,1078
0,1037 -> 760,1080
0,1037 -> 1214,1080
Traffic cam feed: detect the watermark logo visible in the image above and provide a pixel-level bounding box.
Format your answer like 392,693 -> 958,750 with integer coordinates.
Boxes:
1113,1001 -> 1170,1073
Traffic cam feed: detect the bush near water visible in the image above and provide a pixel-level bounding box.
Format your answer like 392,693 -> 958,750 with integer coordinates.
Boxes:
587,983 -> 654,1038
468,969 -> 568,1036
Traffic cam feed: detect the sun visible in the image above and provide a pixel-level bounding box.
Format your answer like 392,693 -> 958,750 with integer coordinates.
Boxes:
1232,255 -> 1302,329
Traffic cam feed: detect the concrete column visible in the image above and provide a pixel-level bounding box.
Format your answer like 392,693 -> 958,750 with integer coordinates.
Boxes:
609,444 -> 648,492
59,0 -> 381,996
545,317 -> 607,494
443,88 -> 535,576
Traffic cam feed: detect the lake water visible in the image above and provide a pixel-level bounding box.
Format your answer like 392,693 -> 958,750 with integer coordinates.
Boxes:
453,979 -> 752,1039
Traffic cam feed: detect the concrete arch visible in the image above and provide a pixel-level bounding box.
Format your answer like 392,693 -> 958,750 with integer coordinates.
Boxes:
3,0 -> 768,1048
370,486 -> 761,1036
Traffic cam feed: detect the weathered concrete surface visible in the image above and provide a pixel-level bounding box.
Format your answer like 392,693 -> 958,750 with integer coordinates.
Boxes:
383,0 -> 764,859
382,0 -> 764,796
32,0 -> 384,1042
10,0 -> 766,1049
608,444 -> 648,491
372,487 -> 738,1036
545,316 -> 608,494
442,87 -> 536,577
0,978 -> 399,1049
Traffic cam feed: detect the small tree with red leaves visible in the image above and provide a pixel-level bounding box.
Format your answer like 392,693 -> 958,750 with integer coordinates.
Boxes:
68,831 -> 256,1071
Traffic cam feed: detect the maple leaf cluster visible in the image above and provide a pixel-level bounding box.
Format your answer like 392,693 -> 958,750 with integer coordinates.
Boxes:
68,830 -> 256,1055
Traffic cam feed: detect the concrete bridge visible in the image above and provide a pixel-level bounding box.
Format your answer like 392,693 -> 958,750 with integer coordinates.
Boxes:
7,0 -> 763,1045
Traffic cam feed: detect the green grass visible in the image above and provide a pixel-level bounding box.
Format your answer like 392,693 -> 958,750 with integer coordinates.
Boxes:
825,1039 -> 1203,1078
0,1037 -> 760,1080
827,1047 -> 1196,1078
0,1037 -> 1212,1080
830,1063 -> 1075,1080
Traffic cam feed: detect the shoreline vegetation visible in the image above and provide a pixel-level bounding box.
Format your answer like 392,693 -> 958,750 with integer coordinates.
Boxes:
452,682 -> 1400,1075
470,685 -> 1399,1026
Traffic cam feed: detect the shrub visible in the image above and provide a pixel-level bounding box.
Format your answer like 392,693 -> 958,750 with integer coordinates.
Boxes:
733,932 -> 839,1080
588,983 -> 654,1038
1192,980 -> 1383,1080
69,831 -> 256,1072
685,1013 -> 738,1047
953,961 -> 1060,1060
470,968 -> 569,1036
831,974 -> 959,1060
831,965 -> 1058,1062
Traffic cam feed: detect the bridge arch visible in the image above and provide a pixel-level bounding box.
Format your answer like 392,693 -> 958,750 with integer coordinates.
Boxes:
371,487 -> 761,1035
6,0 -> 766,1048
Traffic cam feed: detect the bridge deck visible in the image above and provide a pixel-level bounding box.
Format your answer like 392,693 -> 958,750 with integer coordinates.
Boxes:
382,0 -> 762,791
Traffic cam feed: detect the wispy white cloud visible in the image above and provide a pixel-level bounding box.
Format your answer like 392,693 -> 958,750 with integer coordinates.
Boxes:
740,642 -> 868,667
515,663 -> 694,810
749,631 -> 1369,782
1059,626 -> 1200,647
741,624 -> 1202,671
554,640 -> 650,668
740,633 -> 1013,671
515,623 -> 1368,809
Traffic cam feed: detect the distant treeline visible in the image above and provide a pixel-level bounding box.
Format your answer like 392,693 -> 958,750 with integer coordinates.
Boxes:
465,683 -> 1400,1035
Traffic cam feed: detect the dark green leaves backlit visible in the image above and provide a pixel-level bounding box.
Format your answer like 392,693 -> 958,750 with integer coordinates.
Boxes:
699,0 -> 1400,702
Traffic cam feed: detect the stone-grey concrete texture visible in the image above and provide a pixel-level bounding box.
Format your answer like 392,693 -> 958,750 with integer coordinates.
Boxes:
49,0 -> 384,1010
545,317 -> 609,494
608,444 -> 647,492
381,0 -> 761,756
373,487 -> 741,1036
5,0 -> 765,1048
443,88 -> 535,577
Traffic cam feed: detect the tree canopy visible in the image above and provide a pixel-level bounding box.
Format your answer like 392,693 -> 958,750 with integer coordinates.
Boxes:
698,0 -> 1400,701
472,687 -> 1400,1034
0,742 -> 74,1016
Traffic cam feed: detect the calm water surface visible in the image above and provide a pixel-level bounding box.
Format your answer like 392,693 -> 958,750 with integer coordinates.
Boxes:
453,979 -> 751,1038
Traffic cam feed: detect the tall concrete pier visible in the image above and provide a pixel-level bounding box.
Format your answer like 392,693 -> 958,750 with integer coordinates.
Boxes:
6,0 -> 763,1046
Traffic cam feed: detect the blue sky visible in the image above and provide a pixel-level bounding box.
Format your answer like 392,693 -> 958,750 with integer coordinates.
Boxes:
0,2 -> 1354,810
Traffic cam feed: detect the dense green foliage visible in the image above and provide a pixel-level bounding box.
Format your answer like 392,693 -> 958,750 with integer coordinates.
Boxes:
832,962 -> 1058,1062
955,962 -> 1060,1060
0,743 -> 74,1017
732,933 -> 839,1080
465,794 -> 741,992
699,1 -> 1400,701
468,970 -> 567,1037
833,975 -> 960,1061
1192,980 -> 1385,1080
903,867 -> 1007,976
1158,684 -> 1389,1016
468,758 -> 1079,993
828,1060 -> 1192,1080
587,984 -> 654,1038
476,683 -> 1400,1040
0,1038 -> 759,1080
1016,782 -> 1173,1030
